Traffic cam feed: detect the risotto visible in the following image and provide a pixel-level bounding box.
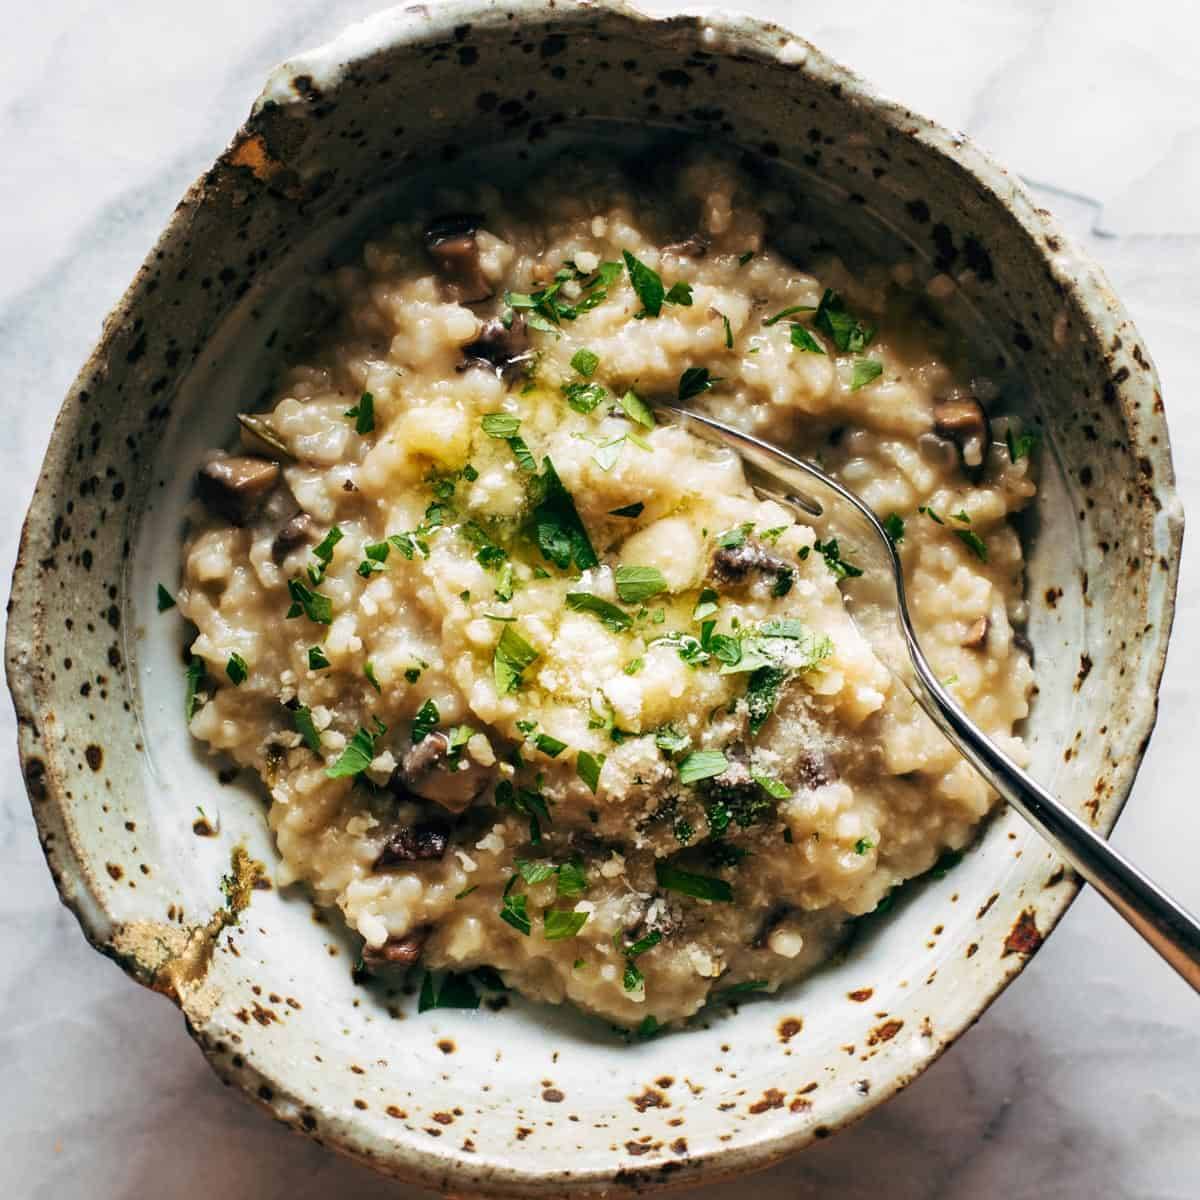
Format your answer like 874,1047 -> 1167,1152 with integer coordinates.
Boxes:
177,149 -> 1037,1029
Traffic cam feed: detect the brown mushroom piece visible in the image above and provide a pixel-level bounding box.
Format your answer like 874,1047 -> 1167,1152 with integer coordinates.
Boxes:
393,732 -> 493,814
424,213 -> 492,304
271,513 -> 316,564
933,396 -> 990,477
709,541 -> 795,593
197,456 -> 280,525
361,926 -> 430,968
662,235 -> 709,259
462,312 -> 530,377
374,819 -> 452,869
962,616 -> 990,649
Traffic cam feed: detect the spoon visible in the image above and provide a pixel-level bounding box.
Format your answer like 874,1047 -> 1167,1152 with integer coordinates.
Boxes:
661,404 -> 1200,992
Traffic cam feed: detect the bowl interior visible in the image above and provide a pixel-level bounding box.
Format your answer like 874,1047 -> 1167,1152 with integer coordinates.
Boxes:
9,4 -> 1179,1195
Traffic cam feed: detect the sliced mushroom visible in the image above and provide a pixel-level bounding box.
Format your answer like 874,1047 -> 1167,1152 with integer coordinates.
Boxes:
197,456 -> 280,525
933,396 -> 989,477
374,819 -> 452,869
361,926 -> 430,968
462,312 -> 531,377
271,513 -> 316,564
961,616 -> 990,649
709,542 -> 794,592
393,732 -> 493,814
237,412 -> 293,461
424,213 -> 491,304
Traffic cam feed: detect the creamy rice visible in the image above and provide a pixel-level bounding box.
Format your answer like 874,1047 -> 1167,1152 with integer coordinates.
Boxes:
178,149 -> 1036,1028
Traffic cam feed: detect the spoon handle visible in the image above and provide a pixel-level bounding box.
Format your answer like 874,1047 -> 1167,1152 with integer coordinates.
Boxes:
904,635 -> 1200,992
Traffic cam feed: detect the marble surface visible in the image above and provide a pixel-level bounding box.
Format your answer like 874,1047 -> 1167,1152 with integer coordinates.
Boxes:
2,1 -> 1198,1196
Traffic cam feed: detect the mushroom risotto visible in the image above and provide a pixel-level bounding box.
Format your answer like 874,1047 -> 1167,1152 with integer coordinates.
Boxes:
177,150 -> 1037,1029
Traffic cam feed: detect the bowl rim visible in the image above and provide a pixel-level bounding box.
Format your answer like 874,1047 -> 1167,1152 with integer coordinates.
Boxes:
6,0 -> 1185,1194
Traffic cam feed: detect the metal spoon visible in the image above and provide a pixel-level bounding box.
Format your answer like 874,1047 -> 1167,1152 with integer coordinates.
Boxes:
661,404 -> 1200,992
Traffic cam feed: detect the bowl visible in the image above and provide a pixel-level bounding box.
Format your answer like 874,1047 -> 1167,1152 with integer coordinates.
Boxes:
6,1 -> 1183,1194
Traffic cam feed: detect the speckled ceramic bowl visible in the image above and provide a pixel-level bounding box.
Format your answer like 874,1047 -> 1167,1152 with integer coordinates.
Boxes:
6,2 -> 1183,1194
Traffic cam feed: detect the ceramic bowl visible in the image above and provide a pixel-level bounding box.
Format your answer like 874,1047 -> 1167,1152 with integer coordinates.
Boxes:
6,2 -> 1183,1194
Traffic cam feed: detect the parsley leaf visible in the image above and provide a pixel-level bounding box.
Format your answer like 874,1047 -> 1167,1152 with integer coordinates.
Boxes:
496,779 -> 552,845
678,366 -> 721,401
655,861 -> 733,902
184,657 -> 205,720
883,513 -> 905,545
565,593 -> 632,632
493,625 -> 539,694
693,588 -> 719,620
544,909 -> 588,940
577,750 -> 605,794
156,584 -> 176,612
622,250 -> 666,316
623,961 -> 645,992
412,698 -> 439,743
664,280 -> 693,306
655,726 -> 691,756
571,348 -> 600,377
614,564 -> 667,604
746,665 -> 788,735
291,704 -> 321,753
955,529 -> 989,562
738,250 -> 755,266
850,358 -> 883,391
364,661 -> 381,692
500,891 -> 531,936
344,392 -> 375,435
918,505 -> 945,525
677,749 -> 729,786
481,413 -> 521,438
1006,425 -> 1040,463
718,311 -> 734,348
307,526 -> 343,585
326,718 -> 386,779
534,732 -> 568,758
286,579 -> 333,625
751,770 -> 791,799
813,289 -> 875,353
764,304 -> 817,326
619,389 -> 656,429
717,523 -> 753,549
854,837 -> 875,855
225,653 -> 248,686
813,537 -> 863,579
418,971 -> 480,1012
564,381 -> 607,414
790,325 -> 825,353
530,457 -> 598,571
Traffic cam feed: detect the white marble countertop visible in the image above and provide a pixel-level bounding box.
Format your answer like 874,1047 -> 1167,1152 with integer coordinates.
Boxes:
2,2 -> 1198,1196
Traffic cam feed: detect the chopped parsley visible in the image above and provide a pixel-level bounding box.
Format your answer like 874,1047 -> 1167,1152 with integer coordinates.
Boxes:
411,698 -> 439,743
850,358 -> 884,390
530,457 -> 598,572
655,726 -> 691,756
812,537 -> 863,579
763,304 -> 816,326
291,704 -> 321,753
534,732 -> 568,758
746,665 -> 788,736
609,501 -> 644,519
307,526 -> 343,585
404,665 -> 423,684
614,564 -> 667,604
325,717 -> 386,779
677,749 -> 729,786
184,657 -> 205,720
565,593 -> 632,632
571,347 -> 600,377
664,280 -> 694,306
955,529 -> 989,562
493,625 -> 539,694
621,929 -> 662,958
556,860 -> 588,898
623,961 -> 645,992
678,366 -> 721,402
622,249 -> 665,316
499,891 -> 531,936
918,505 -> 945,525
364,661 -> 381,692
496,779 -> 553,845
1006,425 -> 1040,463
564,381 -> 607,414
883,513 -> 905,545
854,837 -> 875,854
286,579 -> 333,625
344,392 -> 375,435
544,909 -> 589,940
952,509 -> 971,524
307,645 -> 330,671
693,588 -> 719,620
481,413 -> 521,438
718,311 -> 734,349
507,435 -> 537,472
655,861 -> 733,902
751,770 -> 790,799
156,584 -> 175,612
738,250 -> 755,266
619,389 -> 656,429
418,971 -> 480,1012
623,656 -> 644,675
813,289 -> 875,353
790,325 -> 825,354
225,653 -> 248,686
576,750 -> 605,794
717,522 -> 753,549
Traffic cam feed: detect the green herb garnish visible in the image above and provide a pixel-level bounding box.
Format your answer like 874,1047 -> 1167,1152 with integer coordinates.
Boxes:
1006,426 -> 1040,463
576,750 -> 605,794
344,392 -> 375,435
619,389 -> 656,429
678,366 -> 721,402
534,732 -> 568,758
225,653 -> 248,686
622,250 -> 666,317
412,698 -> 439,743
955,529 -> 989,562
418,971 -> 480,1011
286,579 -> 333,625
571,348 -> 600,377
493,625 -> 539,694
481,413 -> 521,438
850,359 -> 883,390
764,304 -> 816,326
812,537 -> 863,580
530,457 -> 598,572
291,704 -> 321,753
565,593 -> 632,632
883,514 -> 905,545
544,909 -> 588,941
677,749 -> 729,786
184,657 -> 205,720
325,717 -> 386,779
789,324 -> 825,353
813,289 -> 875,353
156,584 -> 176,612
655,861 -> 733,902
499,891 -> 531,936
614,564 -> 667,604
751,770 -> 790,799
609,501 -> 644,519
